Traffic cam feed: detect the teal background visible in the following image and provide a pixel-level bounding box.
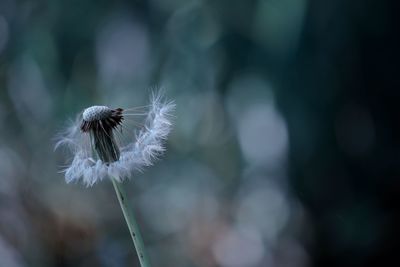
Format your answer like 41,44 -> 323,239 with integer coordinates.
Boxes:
0,1 -> 398,266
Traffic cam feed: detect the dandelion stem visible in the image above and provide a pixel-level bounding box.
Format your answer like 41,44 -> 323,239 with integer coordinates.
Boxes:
111,178 -> 151,267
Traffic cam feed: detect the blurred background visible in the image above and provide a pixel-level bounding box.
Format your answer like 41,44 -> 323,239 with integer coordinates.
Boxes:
0,0 -> 399,266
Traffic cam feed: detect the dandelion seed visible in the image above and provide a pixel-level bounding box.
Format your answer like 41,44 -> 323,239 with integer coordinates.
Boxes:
56,93 -> 175,186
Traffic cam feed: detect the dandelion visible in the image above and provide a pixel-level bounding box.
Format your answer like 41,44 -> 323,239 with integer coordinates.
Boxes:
56,93 -> 175,267
56,93 -> 174,186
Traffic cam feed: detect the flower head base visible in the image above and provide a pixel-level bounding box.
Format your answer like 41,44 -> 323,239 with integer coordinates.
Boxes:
81,106 -> 124,163
82,106 -> 112,121
56,94 -> 175,186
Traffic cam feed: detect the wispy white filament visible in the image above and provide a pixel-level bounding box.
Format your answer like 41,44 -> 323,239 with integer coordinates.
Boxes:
56,94 -> 175,186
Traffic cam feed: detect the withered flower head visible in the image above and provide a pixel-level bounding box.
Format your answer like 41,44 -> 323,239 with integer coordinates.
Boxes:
80,106 -> 123,163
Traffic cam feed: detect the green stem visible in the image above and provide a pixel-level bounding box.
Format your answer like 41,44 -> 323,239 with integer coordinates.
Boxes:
111,178 -> 151,267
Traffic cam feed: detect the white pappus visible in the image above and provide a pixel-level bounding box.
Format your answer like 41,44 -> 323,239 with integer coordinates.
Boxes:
56,93 -> 175,186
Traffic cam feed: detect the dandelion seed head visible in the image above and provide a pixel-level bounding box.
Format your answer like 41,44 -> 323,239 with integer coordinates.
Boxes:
56,93 -> 175,186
